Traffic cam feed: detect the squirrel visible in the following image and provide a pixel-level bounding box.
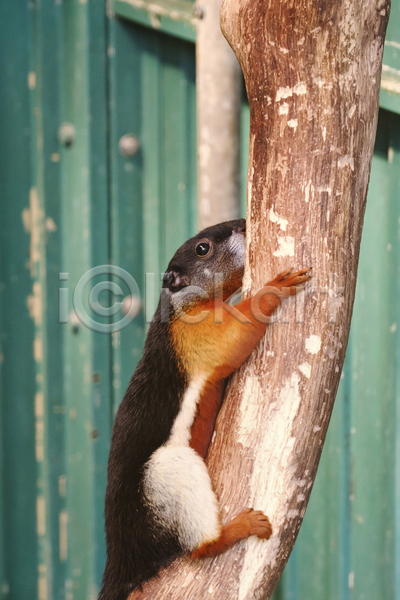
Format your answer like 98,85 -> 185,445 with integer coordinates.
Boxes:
99,218 -> 311,600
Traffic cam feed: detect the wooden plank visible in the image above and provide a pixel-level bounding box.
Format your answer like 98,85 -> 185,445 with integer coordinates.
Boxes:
60,3 -> 96,597
108,18 -> 146,402
142,31 -> 164,318
0,2 -> 39,598
114,0 -> 197,43
60,1 -> 111,597
0,243 -> 5,600
28,1 -> 67,598
86,1 -> 114,587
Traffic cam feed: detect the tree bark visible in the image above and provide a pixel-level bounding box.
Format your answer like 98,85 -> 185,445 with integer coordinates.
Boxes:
130,0 -> 390,598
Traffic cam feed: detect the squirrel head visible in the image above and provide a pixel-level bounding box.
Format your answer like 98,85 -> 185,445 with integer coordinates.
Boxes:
162,219 -> 246,311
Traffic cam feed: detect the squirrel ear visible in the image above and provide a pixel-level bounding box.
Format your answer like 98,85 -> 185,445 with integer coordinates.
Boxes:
163,270 -> 190,292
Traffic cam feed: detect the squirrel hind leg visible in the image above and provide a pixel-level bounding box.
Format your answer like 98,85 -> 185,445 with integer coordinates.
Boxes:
190,508 -> 272,559
143,445 -> 222,553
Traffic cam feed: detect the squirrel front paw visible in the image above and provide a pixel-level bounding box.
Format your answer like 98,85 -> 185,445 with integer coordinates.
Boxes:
267,267 -> 312,295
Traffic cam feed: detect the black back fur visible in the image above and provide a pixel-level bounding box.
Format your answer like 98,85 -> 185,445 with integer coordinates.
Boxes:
99,305 -> 187,600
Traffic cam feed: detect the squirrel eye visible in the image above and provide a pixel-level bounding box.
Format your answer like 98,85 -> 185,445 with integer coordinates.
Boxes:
195,240 -> 212,258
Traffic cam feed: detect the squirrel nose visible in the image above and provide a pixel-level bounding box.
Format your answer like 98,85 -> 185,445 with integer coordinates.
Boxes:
235,220 -> 246,235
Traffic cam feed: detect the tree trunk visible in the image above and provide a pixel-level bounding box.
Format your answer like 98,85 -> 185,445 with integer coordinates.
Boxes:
130,0 -> 390,598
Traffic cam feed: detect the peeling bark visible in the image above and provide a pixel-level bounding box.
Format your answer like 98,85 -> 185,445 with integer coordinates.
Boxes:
129,0 -> 389,598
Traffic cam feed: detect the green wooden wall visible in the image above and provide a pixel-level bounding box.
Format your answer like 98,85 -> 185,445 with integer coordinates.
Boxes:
0,1 -> 399,600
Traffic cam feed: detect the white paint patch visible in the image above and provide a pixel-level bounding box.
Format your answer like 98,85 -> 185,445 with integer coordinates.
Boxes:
348,105 -> 356,119
304,181 -> 312,203
27,282 -> 43,326
37,496 -> 46,536
36,421 -> 44,462
59,475 -> 67,497
278,102 -> 289,115
390,322 -> 397,333
293,82 -> 307,95
272,236 -> 294,258
338,155 -> 354,170
305,335 -> 321,354
276,87 -> 293,101
349,572 -> 355,590
381,64 -> 400,95
28,187 -> 42,277
313,425 -> 321,433
28,71 -> 36,89
317,185 -> 332,194
386,40 -> 400,50
34,335 -> 43,362
35,392 -> 44,418
298,362 -> 311,379
238,373 -> 307,599
269,208 -> 288,231
288,119 -> 298,130
38,566 -> 48,600
276,82 -> 306,102
168,374 -> 207,446
46,217 -> 57,232
59,511 -> 69,561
